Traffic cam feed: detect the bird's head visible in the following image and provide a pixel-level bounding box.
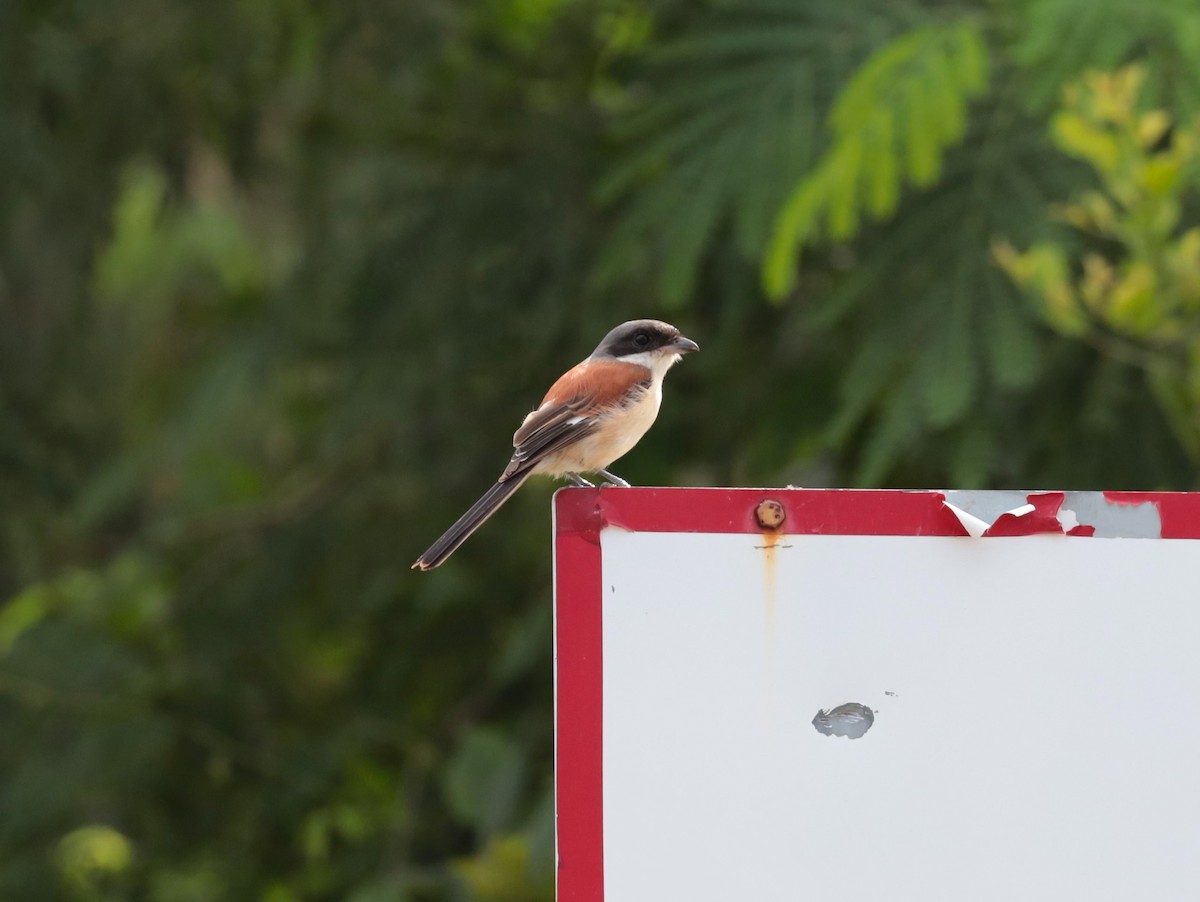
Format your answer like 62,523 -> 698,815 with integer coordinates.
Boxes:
590,319 -> 699,376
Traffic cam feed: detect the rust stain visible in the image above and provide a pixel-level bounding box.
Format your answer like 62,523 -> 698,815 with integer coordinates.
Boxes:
756,499 -> 786,530
753,499 -> 788,687
762,529 -> 779,633
759,529 -> 784,687
754,499 -> 786,640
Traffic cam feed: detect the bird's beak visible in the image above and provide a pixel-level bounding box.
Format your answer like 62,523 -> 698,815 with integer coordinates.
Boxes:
672,335 -> 700,354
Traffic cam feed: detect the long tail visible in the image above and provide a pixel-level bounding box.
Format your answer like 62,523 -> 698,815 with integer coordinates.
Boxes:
412,472 -> 532,570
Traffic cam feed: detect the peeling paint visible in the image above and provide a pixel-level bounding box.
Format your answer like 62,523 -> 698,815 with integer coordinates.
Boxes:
943,491 -> 1038,527
1057,506 -> 1080,533
943,491 -> 1100,537
943,501 -> 989,537
941,490 -> 1168,538
1070,492 -> 1163,538
984,493 -> 1077,536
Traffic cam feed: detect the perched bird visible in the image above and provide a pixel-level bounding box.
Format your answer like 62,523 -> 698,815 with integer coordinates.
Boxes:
412,319 -> 699,570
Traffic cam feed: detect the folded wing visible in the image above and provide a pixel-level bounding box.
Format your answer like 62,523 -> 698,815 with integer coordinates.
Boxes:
503,359 -> 649,479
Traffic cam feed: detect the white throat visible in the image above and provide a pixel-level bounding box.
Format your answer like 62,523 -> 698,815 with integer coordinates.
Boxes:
614,350 -> 682,381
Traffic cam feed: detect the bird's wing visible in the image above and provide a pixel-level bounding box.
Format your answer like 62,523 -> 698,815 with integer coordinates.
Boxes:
503,359 -> 649,478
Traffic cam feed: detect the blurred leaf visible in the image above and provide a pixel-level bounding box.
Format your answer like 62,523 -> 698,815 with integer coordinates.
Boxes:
345,879 -> 411,902
765,21 -> 989,296
455,835 -> 553,902
443,728 -> 526,837
146,861 -> 228,902
54,826 -> 135,894
0,589 -> 48,655
998,65 -> 1200,453
598,0 -> 916,304
808,111 -> 1074,481
1013,0 -> 1200,115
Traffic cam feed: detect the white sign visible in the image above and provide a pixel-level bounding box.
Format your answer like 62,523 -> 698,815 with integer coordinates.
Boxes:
554,489 -> 1200,902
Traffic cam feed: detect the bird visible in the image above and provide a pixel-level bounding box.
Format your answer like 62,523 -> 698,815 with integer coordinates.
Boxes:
412,319 -> 699,570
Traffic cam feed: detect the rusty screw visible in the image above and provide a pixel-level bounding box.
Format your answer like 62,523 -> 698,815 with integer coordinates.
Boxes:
755,499 -> 786,530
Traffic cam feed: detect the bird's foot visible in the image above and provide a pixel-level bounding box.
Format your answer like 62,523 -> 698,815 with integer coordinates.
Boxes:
596,468 -> 631,488
565,473 -> 595,487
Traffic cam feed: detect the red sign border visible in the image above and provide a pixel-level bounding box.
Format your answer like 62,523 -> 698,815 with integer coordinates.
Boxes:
553,488 -> 1200,901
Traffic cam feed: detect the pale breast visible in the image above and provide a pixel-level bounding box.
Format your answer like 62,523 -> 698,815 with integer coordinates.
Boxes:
532,380 -> 662,475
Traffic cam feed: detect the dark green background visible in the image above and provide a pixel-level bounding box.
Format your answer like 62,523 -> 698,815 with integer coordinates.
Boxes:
2,0 -> 1197,898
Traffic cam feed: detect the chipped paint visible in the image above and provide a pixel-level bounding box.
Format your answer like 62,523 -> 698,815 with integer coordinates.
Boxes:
1057,506 -> 1080,533
985,493 -> 1090,536
939,489 -> 1171,538
812,703 -> 875,739
943,501 -> 989,537
1069,492 -> 1163,538
943,490 -> 1039,528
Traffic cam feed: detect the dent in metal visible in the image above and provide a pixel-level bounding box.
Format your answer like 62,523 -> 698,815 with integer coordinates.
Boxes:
812,702 -> 875,739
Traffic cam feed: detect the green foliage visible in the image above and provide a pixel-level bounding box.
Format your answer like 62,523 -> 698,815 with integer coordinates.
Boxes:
1,1 -> 581,898
1012,0 -> 1200,114
455,836 -> 554,902
596,0 -> 921,305
601,0 -> 1200,484
95,160 -> 278,313
55,826 -> 136,898
799,110 -> 1087,484
3,1 -> 1200,901
765,21 -> 989,296
443,729 -> 526,837
997,66 -> 1200,455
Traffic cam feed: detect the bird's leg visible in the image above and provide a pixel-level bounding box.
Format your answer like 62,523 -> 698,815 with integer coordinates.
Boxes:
596,468 -> 631,488
565,473 -> 595,487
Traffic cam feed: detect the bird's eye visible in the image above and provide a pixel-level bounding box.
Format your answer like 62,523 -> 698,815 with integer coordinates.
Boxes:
633,331 -> 651,348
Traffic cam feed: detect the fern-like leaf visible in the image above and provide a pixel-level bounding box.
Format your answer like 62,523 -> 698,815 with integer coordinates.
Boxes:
764,21 -> 990,298
808,111 -> 1080,483
1014,0 -> 1200,115
597,0 -> 919,305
